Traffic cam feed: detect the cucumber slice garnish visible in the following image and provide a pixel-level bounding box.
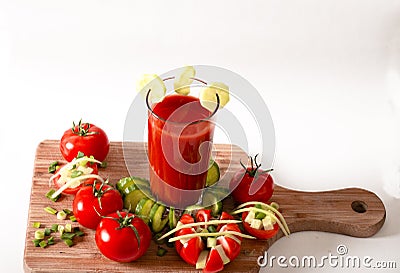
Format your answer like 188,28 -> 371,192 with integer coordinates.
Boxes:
138,199 -> 155,224
199,82 -> 230,112
168,208 -> 177,230
206,160 -> 220,187
173,66 -> 196,95
135,198 -> 148,215
130,176 -> 150,189
136,74 -> 166,103
116,177 -> 134,192
149,203 -> 160,222
203,191 -> 223,217
152,205 -> 169,233
123,184 -> 138,196
124,189 -> 147,213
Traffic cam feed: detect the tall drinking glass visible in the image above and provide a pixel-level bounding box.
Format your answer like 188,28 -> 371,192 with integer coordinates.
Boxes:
146,79 -> 219,208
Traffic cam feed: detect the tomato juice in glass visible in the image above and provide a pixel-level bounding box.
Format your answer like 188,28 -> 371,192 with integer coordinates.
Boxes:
147,92 -> 218,208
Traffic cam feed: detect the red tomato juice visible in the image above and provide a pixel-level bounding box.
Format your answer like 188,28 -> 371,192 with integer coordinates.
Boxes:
148,94 -> 216,207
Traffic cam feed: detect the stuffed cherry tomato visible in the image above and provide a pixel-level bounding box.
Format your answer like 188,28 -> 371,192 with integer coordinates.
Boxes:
162,209 -> 252,273
49,156 -> 102,196
241,211 -> 279,240
232,201 -> 291,240
52,161 -> 98,195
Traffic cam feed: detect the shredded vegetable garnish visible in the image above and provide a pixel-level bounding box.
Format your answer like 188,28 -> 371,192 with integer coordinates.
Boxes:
168,231 -> 255,242
51,174 -> 104,199
233,201 -> 290,236
48,156 -> 102,187
158,219 -> 241,241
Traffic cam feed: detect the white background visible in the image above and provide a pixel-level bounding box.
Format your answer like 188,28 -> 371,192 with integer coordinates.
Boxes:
1,0 -> 400,272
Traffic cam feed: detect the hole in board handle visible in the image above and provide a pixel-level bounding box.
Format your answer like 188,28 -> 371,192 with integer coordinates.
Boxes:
351,200 -> 368,213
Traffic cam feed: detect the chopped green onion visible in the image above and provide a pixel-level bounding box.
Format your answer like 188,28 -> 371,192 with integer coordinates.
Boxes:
47,237 -> 55,245
74,230 -> 84,237
32,239 -> 42,247
45,189 -> 60,202
32,222 -> 41,228
58,225 -> 65,235
63,209 -> 72,215
157,246 -> 168,257
48,161 -> 59,174
39,240 -> 48,248
44,207 -> 57,215
51,224 -> 59,232
65,223 -> 72,233
35,230 -> 45,240
166,240 -> 174,248
63,238 -> 74,247
57,211 -> 67,220
69,215 -> 77,222
61,232 -> 76,240
76,151 -> 85,159
73,227 -> 81,232
44,228 -> 51,236
154,233 -> 165,245
100,161 -> 108,168
70,170 -> 83,178
207,225 -> 217,233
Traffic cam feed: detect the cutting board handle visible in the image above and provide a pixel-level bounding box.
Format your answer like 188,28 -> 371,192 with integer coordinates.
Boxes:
274,186 -> 386,238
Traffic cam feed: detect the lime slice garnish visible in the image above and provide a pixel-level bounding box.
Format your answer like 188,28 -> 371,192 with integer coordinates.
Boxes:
174,66 -> 196,95
199,82 -> 230,112
136,74 -> 166,102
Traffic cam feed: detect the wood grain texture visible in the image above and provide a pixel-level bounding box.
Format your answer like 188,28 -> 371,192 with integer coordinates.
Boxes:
24,140 -> 386,273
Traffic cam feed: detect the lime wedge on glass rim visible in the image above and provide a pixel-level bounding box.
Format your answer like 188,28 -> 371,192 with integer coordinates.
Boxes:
199,82 -> 230,112
173,66 -> 196,95
136,74 -> 166,103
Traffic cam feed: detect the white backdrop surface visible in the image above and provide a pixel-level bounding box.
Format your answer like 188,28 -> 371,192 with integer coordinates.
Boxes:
1,1 -> 400,272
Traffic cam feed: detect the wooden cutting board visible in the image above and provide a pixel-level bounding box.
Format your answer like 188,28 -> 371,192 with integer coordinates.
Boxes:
24,140 -> 386,273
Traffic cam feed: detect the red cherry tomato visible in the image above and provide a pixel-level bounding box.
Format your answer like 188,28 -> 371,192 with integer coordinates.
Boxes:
73,182 -> 123,229
230,155 -> 274,204
53,162 -> 98,195
95,211 -> 151,262
175,228 -> 205,265
60,120 -> 109,162
241,211 -> 279,240
203,247 -> 224,273
217,224 -> 242,260
175,211 -> 241,272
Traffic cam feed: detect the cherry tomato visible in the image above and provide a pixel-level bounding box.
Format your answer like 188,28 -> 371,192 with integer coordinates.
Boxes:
230,154 -> 274,204
95,211 -> 151,262
203,247 -> 224,273
241,211 -> 279,240
217,224 -> 242,260
175,211 -> 241,272
175,228 -> 205,265
60,119 -> 109,162
53,162 -> 98,195
73,181 -> 123,229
